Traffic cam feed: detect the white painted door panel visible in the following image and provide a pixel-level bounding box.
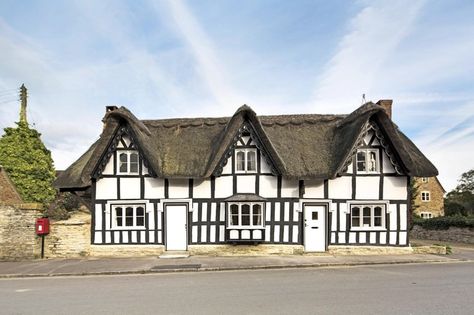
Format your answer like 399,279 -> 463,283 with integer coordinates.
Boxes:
304,205 -> 326,252
166,205 -> 187,250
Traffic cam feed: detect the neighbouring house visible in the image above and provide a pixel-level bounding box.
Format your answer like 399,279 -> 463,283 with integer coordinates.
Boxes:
55,100 -> 438,255
0,165 -> 22,204
413,177 -> 445,218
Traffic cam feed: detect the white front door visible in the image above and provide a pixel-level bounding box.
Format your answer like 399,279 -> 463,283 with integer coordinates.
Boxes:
304,205 -> 327,252
165,204 -> 187,251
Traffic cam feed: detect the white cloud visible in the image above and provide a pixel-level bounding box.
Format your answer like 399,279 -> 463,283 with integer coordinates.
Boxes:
157,0 -> 242,110
311,0 -> 425,113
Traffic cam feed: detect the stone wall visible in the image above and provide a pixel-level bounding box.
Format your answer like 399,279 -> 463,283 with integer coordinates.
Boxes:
410,225 -> 474,244
44,211 -> 91,258
414,177 -> 445,217
0,203 -> 43,260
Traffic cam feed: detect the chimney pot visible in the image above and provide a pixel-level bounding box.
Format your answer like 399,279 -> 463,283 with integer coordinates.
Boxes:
106,105 -> 118,113
376,99 -> 393,119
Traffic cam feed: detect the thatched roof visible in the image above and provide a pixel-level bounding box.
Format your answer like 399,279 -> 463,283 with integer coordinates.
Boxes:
55,102 -> 438,190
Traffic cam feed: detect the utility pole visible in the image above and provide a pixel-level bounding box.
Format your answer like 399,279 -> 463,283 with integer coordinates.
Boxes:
19,84 -> 28,124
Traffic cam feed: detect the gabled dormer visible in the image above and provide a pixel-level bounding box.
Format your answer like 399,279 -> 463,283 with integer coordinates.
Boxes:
209,105 -> 285,177
345,120 -> 405,176
92,125 -> 152,178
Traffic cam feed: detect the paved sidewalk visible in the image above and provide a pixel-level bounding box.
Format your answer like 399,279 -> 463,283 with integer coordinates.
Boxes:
0,251 -> 470,279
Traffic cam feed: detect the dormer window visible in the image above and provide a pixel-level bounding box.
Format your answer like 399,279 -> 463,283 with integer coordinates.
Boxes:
356,149 -> 379,173
236,149 -> 257,173
118,151 -> 139,174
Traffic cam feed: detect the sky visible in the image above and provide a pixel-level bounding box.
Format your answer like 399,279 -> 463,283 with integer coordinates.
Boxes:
0,0 -> 473,191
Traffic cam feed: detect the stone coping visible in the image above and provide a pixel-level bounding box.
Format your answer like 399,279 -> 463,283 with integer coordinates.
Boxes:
0,202 -> 43,210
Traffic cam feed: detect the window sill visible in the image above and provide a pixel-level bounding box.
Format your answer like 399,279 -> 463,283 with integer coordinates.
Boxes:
350,227 -> 387,232
111,227 -> 146,230
227,226 -> 265,229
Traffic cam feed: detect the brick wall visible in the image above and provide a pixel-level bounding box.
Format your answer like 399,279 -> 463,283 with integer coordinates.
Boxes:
0,203 -> 43,260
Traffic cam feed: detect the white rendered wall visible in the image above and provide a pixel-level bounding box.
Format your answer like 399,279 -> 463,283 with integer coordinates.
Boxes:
383,176 -> 407,200
193,179 -> 212,198
215,176 -> 233,198
221,158 -> 232,175
328,176 -> 352,199
96,178 -> 117,199
237,175 -> 256,193
144,178 -> 165,199
120,178 -> 141,199
281,178 -> 299,198
102,156 -> 114,175
304,180 -> 324,198
168,179 -> 189,198
355,177 -> 380,199
382,154 -> 396,173
260,156 -> 272,173
259,175 -> 278,198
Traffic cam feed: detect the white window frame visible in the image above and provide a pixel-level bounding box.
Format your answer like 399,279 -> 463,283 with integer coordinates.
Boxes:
117,150 -> 139,175
420,212 -> 433,219
349,203 -> 386,230
421,191 -> 431,202
356,148 -> 379,174
235,149 -> 257,173
227,202 -> 264,228
421,177 -> 429,183
111,204 -> 146,229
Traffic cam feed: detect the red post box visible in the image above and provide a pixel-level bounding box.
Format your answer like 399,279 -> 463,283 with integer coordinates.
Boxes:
35,218 -> 50,235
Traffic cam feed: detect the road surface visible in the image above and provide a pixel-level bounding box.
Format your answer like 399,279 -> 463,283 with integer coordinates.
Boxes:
1,262 -> 472,314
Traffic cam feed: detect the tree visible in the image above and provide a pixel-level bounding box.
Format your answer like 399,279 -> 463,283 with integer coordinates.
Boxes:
444,169 -> 474,216
0,85 -> 56,205
455,169 -> 474,193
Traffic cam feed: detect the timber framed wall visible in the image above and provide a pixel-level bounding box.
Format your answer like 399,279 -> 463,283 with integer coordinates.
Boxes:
91,125 -> 410,248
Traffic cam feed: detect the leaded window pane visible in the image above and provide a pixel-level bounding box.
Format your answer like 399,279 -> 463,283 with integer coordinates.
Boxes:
136,206 -> 145,226
352,217 -> 360,227
130,153 -> 139,173
369,151 -> 377,172
236,152 -> 245,171
241,204 -> 250,225
352,207 -> 360,217
252,204 -> 261,225
116,207 -> 123,227
362,206 -> 371,226
119,153 -> 128,172
125,207 -> 134,226
356,151 -> 366,171
247,151 -> 256,171
374,217 -> 382,227
374,206 -> 382,216
363,207 -> 371,217
230,204 -> 239,225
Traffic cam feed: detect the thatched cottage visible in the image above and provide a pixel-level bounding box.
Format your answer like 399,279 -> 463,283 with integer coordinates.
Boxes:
55,100 -> 437,255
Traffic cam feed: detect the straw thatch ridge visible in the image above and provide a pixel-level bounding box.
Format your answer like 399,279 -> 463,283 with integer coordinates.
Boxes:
54,102 -> 438,190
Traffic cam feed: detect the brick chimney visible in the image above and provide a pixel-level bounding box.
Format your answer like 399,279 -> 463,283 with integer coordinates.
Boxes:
376,99 -> 393,119
106,105 -> 118,113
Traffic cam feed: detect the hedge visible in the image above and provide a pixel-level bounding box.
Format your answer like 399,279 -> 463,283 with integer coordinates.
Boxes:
413,215 -> 474,230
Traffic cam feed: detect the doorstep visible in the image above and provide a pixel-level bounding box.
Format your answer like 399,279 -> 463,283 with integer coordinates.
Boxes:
159,251 -> 190,259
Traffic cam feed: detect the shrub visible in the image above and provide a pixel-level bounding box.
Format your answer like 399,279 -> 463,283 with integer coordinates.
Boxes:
413,215 -> 474,230
43,192 -> 82,220
445,201 -> 467,216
